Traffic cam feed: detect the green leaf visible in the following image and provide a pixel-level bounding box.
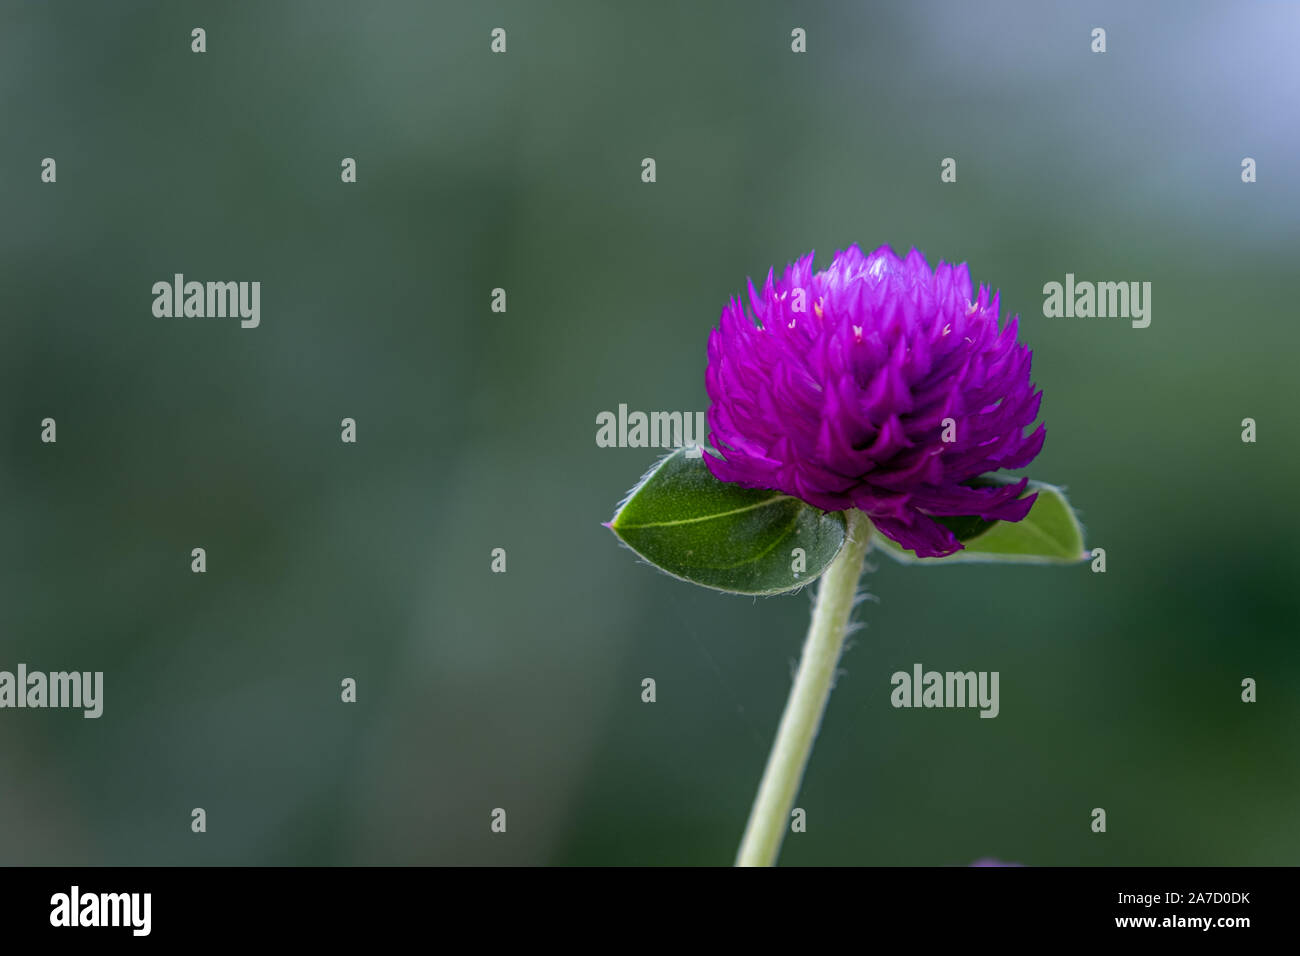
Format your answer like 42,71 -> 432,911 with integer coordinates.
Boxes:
607,447 -> 848,595
872,476 -> 1086,565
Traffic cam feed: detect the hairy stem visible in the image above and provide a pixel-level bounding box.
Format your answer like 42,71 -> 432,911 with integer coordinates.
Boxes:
734,509 -> 872,867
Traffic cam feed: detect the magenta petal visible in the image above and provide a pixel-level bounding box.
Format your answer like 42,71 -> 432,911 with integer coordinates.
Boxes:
704,245 -> 1046,553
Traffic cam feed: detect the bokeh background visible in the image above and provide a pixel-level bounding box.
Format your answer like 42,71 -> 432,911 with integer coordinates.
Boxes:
2,0 -> 1297,866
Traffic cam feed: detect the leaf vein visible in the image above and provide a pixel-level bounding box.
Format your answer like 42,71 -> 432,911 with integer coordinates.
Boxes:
616,494 -> 791,530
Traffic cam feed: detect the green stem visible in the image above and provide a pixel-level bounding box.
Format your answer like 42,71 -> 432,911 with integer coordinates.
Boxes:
734,508 -> 873,867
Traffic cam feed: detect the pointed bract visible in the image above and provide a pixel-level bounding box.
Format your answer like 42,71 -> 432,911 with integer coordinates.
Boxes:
705,244 -> 1045,558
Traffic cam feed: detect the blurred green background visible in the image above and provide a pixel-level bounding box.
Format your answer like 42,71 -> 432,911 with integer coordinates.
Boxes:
2,0 -> 1297,866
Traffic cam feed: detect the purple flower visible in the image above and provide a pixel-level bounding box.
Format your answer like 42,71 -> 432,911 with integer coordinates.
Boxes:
704,244 -> 1045,558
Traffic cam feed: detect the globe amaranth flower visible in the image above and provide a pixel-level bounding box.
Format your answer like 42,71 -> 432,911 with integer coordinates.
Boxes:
704,244 -> 1045,558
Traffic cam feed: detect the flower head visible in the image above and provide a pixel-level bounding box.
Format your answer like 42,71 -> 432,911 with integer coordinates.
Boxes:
704,244 -> 1045,558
